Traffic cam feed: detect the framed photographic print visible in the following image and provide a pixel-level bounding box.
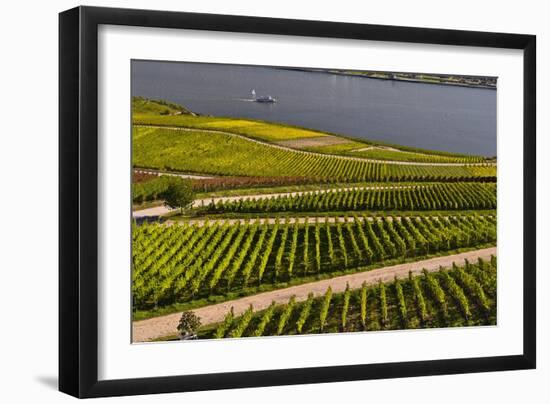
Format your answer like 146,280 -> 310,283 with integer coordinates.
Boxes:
59,6 -> 536,398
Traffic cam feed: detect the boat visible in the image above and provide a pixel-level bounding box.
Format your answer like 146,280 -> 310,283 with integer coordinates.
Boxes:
251,89 -> 277,103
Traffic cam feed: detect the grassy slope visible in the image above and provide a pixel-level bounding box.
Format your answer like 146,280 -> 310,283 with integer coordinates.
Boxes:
133,126 -> 496,180
133,113 -> 329,142
132,97 -> 490,161
132,96 -> 194,115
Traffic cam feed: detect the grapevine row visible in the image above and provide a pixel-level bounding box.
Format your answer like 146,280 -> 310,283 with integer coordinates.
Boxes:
134,127 -> 497,182
206,182 -> 497,213
203,258 -> 497,339
133,214 -> 496,308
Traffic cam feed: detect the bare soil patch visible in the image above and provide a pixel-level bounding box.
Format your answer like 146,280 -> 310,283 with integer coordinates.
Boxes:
275,136 -> 352,149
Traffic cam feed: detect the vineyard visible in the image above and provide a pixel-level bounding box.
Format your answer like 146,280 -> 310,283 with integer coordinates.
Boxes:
342,147 -> 485,164
342,147 -> 488,164
206,182 -> 497,213
201,257 -> 497,339
132,214 -> 496,309
305,143 -> 487,164
133,127 -> 496,182
133,104 -> 491,163
132,171 -> 331,204
130,97 -> 498,342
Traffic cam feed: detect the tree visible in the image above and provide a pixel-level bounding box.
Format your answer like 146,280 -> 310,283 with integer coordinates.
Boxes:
177,311 -> 202,340
163,180 -> 195,214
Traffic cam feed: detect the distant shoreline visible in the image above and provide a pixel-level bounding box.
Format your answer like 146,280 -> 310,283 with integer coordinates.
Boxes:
279,67 -> 497,90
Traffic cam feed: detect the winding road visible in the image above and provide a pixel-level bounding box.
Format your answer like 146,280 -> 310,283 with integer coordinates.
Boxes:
132,247 -> 496,342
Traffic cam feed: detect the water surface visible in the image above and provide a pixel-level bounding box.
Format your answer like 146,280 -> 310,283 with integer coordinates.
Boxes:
132,60 -> 497,156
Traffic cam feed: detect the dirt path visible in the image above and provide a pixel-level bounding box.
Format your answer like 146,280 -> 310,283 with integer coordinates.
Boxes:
132,247 -> 496,342
133,205 -> 172,218
350,145 -> 467,160
191,184 -> 424,208
133,184 -> 428,218
135,124 -> 495,167
134,168 -> 213,180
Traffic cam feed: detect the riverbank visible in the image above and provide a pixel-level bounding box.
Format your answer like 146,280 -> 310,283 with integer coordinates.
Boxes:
280,67 -> 497,90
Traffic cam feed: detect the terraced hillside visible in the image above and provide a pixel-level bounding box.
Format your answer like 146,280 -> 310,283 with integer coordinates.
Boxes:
130,97 -> 497,342
206,182 -> 497,213
132,214 -> 496,310
133,126 -> 496,181
133,104 -> 493,164
206,257 -> 497,339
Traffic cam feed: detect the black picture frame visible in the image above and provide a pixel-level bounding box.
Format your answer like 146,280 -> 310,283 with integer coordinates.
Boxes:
59,5 -> 536,398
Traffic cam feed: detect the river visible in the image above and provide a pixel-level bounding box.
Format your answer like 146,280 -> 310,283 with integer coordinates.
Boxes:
132,60 -> 497,156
